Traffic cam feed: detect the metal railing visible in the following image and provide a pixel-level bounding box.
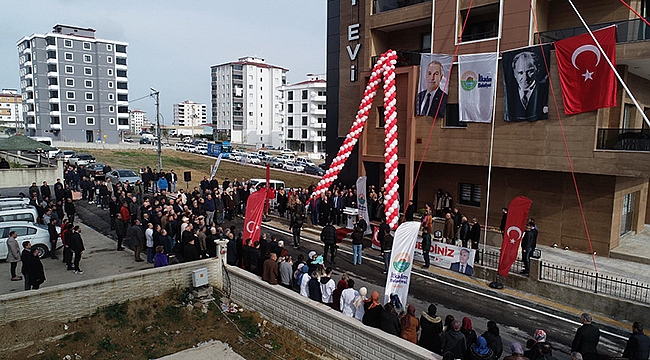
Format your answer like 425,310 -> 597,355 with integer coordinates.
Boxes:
535,18 -> 650,45
597,128 -> 650,151
371,50 -> 422,68
540,262 -> 650,304
373,0 -> 431,14
480,249 -> 525,274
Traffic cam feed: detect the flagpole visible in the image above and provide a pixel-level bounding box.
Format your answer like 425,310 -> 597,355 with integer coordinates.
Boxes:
566,0 -> 650,128
482,0 -> 504,266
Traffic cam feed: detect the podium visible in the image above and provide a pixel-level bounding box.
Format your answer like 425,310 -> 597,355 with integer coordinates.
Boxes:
342,207 -> 359,229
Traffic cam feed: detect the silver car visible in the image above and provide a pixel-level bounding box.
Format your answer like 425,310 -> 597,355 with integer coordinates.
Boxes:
106,169 -> 141,185
0,221 -> 61,259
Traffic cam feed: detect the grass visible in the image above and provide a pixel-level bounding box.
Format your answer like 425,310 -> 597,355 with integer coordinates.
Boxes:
67,148 -> 318,189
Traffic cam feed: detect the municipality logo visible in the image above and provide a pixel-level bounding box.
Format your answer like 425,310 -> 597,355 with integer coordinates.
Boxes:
358,193 -> 366,205
461,71 -> 478,91
392,252 -> 411,273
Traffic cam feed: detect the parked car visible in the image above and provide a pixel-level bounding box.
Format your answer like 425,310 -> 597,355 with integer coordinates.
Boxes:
283,162 -> 304,172
184,144 -> 197,153
276,154 -> 295,164
244,153 -> 262,165
257,150 -> 272,161
175,143 -> 186,151
318,163 -> 329,171
264,157 -> 283,168
0,205 -> 39,224
122,137 -> 134,143
0,197 -> 31,207
0,221 -> 60,259
304,165 -> 325,176
296,157 -> 317,168
86,163 -> 107,179
61,150 -> 76,162
68,153 -> 96,167
139,137 -> 152,145
230,150 -> 245,161
106,169 -> 141,185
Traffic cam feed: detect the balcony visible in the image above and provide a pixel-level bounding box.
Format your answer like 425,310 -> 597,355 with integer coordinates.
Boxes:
373,0 -> 431,14
371,50 -> 421,68
597,128 -> 650,151
536,18 -> 650,45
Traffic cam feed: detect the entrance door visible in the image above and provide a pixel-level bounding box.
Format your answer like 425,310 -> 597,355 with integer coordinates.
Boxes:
621,192 -> 636,236
86,130 -> 94,143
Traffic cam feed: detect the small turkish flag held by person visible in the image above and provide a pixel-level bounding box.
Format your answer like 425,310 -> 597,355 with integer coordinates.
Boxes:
498,196 -> 533,277
554,26 -> 617,115
242,189 -> 267,246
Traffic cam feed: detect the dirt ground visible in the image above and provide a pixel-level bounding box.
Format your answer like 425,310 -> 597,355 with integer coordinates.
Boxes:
0,288 -> 330,360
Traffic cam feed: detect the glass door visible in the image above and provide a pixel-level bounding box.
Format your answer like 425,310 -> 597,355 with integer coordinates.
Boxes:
621,192 -> 636,236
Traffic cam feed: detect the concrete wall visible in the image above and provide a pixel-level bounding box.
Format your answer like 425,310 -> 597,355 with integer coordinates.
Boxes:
227,265 -> 438,360
0,158 -> 63,186
0,258 -> 223,326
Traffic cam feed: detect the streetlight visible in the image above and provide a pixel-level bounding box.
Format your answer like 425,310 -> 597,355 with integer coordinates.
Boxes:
150,87 -> 162,172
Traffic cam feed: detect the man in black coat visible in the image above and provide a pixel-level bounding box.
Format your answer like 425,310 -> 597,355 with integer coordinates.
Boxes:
623,322 -> 650,360
40,181 -> 51,201
379,219 -> 392,274
320,221 -> 337,265
571,313 -> 600,360
70,225 -> 85,274
404,200 -> 415,222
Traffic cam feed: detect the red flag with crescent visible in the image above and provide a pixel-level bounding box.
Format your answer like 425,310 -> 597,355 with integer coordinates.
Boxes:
554,26 -> 617,115
242,189 -> 266,245
498,196 -> 533,277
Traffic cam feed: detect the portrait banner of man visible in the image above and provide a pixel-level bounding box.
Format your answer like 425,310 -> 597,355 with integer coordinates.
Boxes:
416,54 -> 453,118
502,44 -> 552,122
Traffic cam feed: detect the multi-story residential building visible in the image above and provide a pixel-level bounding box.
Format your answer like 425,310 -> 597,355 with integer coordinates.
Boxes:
326,0 -> 650,255
211,56 -> 287,148
16,24 -> 129,143
173,100 -> 207,127
129,109 -> 149,133
281,74 -> 327,154
0,89 -> 23,130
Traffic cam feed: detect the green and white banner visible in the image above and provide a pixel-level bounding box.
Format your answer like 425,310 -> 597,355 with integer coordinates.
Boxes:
383,221 -> 420,306
459,53 -> 497,123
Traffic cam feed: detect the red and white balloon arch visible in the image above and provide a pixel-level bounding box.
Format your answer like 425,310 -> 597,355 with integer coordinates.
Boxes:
312,50 -> 400,230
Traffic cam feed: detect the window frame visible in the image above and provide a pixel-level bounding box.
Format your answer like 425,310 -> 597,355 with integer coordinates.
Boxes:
458,182 -> 482,207
86,116 -> 95,125
67,116 -> 77,125
66,91 -> 75,100
64,52 -> 73,61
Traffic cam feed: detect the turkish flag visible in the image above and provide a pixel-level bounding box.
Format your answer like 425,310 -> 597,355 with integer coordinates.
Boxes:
555,26 -> 617,115
242,189 -> 267,245
498,196 -> 533,277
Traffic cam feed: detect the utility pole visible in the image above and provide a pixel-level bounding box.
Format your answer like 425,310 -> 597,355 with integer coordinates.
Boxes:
151,88 -> 162,171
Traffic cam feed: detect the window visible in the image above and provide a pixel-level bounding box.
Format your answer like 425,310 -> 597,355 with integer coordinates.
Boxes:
421,32 -> 432,53
260,77 -> 263,82
118,118 -> 128,126
86,105 -> 94,112
459,183 -> 482,207
460,3 -> 499,43
68,116 -> 76,125
47,51 -> 56,59
109,106 -> 114,112
50,103 -> 59,111
50,116 -> 60,124
288,129 -> 293,138
48,91 -> 59,100
443,104 -> 467,128
109,118 -> 115,125
108,81 -> 114,88
48,77 -> 57,85
115,44 -> 126,53
64,52 -> 73,61
118,106 -> 129,113
302,116 -> 308,125
66,91 -> 75,99
287,91 -> 293,100
83,42 -> 91,50
83,54 -> 92,63
621,192 -> 637,235
377,106 -> 385,127
318,117 -> 325,123
84,67 -> 92,75
85,92 -> 93,100
48,64 -> 57,72
302,130 -> 308,138
107,69 -> 113,76
85,80 -> 93,88
116,57 -> 126,65
65,65 -> 73,74
64,39 -> 73,48
318,104 -> 326,109
288,116 -> 293,126
66,78 -> 74,87
117,69 -> 127,77
302,90 -> 308,99
302,103 -> 308,112
67,104 -> 76,112
248,111 -> 254,116
117,94 -> 128,101
116,82 -> 127,89
318,91 -> 327,96
107,56 -> 112,64
106,44 -> 112,51
288,104 -> 293,113
108,93 -> 114,101
86,117 -> 95,125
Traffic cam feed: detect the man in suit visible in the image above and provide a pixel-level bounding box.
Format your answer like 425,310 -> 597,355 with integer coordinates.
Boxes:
416,60 -> 448,118
506,51 -> 548,121
450,248 -> 474,276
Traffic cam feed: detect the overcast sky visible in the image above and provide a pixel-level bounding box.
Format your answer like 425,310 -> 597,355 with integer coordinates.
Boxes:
0,0 -> 326,124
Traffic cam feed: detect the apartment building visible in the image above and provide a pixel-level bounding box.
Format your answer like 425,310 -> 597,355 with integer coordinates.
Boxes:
0,89 -> 23,130
281,74 -> 327,154
211,56 -> 287,148
173,100 -> 207,127
129,109 -> 151,133
326,0 -> 650,255
17,24 -> 129,143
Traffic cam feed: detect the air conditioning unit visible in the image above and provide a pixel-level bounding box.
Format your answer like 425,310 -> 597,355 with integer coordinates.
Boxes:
191,268 -> 209,287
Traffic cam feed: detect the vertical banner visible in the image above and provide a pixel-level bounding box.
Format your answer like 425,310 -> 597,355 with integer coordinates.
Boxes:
384,221 -> 420,306
416,54 -> 453,118
209,153 -> 223,181
242,189 -> 267,245
498,196 -> 533,277
502,44 -> 552,122
459,53 -> 498,123
356,176 -> 372,235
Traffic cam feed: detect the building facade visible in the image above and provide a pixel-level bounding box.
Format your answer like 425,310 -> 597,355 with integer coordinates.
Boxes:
173,100 -> 207,127
129,109 -> 150,133
17,24 -> 129,143
0,89 -> 23,130
281,74 -> 327,154
326,0 -> 650,255
211,56 -> 287,148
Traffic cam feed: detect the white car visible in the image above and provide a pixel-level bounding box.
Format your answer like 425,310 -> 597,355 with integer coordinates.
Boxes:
0,221 -> 61,259
175,143 -> 186,151
68,153 -> 96,167
245,154 -> 262,165
61,150 -> 76,162
185,144 -> 197,153
230,150 -> 245,161
283,162 -> 304,172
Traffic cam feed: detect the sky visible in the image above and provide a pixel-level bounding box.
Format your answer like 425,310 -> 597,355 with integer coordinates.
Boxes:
0,0 -> 326,125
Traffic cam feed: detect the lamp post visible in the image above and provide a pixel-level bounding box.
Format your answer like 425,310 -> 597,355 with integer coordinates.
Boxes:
150,88 -> 162,172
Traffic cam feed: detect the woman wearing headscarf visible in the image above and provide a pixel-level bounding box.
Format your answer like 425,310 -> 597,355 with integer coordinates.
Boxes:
462,317 -> 478,357
380,302 -> 401,336
362,291 -> 382,328
353,287 -> 367,321
298,266 -> 310,298
400,304 -> 419,344
482,321 -> 504,359
469,336 -> 497,360
390,293 -> 404,315
504,342 -> 529,360
419,304 -> 443,354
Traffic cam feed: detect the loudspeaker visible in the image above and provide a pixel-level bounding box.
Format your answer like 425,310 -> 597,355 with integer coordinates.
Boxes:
183,171 -> 191,182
